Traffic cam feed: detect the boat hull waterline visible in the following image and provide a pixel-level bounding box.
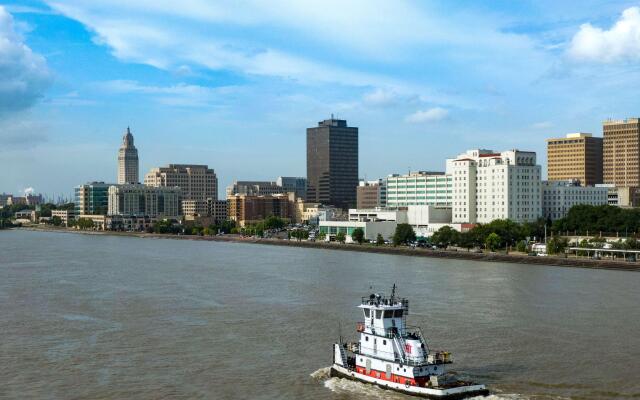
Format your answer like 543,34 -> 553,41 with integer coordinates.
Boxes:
330,364 -> 488,399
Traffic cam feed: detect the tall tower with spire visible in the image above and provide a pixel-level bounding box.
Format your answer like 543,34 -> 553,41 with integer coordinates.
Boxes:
118,127 -> 139,184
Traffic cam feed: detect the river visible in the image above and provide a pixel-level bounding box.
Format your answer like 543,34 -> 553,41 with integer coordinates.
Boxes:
1,229 -> 639,399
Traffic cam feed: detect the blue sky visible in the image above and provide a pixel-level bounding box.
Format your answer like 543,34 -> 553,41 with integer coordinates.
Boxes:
2,1 -> 640,199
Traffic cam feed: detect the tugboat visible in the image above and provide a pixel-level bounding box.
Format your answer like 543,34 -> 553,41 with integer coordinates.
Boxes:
331,285 -> 488,398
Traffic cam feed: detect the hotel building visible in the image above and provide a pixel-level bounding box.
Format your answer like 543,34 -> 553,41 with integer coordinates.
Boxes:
448,149 -> 542,224
227,193 -> 296,227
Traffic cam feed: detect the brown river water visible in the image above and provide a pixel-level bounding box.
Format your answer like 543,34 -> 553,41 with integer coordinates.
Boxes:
1,229 -> 639,399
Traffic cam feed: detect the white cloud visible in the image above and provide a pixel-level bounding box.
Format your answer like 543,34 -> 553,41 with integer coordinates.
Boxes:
531,121 -> 554,129
568,7 -> 640,62
43,0 -> 549,109
405,107 -> 449,123
0,6 -> 52,114
363,88 -> 400,106
95,80 -> 238,107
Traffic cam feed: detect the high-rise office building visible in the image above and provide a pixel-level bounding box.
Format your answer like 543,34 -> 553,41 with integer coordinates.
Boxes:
547,133 -> 603,186
603,118 -> 640,186
117,127 -> 139,184
306,118 -> 358,209
144,164 -> 218,201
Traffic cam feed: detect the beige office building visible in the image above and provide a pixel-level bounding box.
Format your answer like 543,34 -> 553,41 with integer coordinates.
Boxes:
108,184 -> 181,218
144,164 -> 218,202
547,133 -> 603,186
603,118 -> 640,186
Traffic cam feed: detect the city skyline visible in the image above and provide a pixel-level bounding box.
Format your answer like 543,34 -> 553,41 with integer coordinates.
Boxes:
3,2 -> 640,195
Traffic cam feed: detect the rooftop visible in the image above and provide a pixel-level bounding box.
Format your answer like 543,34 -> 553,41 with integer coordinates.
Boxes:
603,118 -> 640,125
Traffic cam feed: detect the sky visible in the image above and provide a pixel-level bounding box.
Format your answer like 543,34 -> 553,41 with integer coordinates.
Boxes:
3,0 -> 640,199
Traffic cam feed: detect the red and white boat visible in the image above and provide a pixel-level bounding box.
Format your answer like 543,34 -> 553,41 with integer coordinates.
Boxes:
331,286 -> 488,399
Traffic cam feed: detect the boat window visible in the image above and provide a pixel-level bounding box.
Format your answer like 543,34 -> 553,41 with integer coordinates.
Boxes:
365,336 -> 369,341
394,309 -> 403,318
383,340 -> 387,345
364,308 -> 370,318
383,310 -> 394,318
375,310 -> 382,319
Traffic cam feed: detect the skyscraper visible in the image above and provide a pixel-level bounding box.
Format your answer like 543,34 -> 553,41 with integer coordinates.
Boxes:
117,127 -> 139,184
603,118 -> 640,186
306,118 -> 358,209
547,133 -> 603,186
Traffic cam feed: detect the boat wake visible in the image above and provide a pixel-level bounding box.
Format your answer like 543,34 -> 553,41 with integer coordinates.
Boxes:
310,367 -> 532,400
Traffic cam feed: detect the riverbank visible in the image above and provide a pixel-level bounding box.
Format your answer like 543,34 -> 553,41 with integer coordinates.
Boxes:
15,226 -> 640,272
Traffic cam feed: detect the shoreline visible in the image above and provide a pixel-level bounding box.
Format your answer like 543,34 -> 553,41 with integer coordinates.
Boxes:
13,226 -> 640,272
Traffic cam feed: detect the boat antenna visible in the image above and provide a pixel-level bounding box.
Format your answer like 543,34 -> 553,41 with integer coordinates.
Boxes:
391,283 -> 397,302
338,321 -> 343,344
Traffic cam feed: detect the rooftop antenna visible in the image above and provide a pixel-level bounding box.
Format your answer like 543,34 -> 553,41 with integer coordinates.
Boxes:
331,113 -> 334,120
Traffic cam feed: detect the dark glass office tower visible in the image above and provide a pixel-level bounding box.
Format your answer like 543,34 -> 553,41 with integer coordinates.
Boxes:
306,118 -> 358,210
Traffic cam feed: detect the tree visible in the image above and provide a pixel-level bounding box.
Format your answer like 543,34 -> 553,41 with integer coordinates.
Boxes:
393,223 -> 416,246
376,233 -> 385,246
264,215 -> 285,230
352,228 -> 365,244
430,226 -> 459,249
219,219 -> 236,234
75,217 -> 94,230
290,229 -> 309,241
547,236 -> 568,255
153,219 -> 179,234
625,237 -> 640,250
336,231 -> 346,243
485,232 -> 501,251
457,231 -> 474,251
317,231 -> 327,241
516,240 -> 527,253
50,216 -> 63,226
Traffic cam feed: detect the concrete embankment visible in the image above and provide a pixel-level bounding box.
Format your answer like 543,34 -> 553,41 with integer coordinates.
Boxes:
16,226 -> 640,272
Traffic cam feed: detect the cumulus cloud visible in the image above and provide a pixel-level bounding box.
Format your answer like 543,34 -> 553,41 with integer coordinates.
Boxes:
405,107 -> 449,123
568,7 -> 640,62
0,6 -> 52,114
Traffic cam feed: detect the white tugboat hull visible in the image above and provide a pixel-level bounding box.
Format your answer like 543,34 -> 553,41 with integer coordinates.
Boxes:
330,364 -> 489,399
